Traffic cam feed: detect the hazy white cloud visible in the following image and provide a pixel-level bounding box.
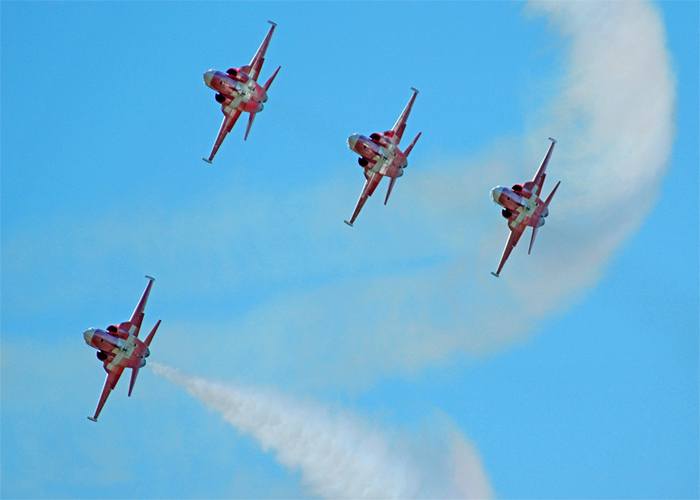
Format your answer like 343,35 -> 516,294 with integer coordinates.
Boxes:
218,0 -> 676,388
3,1 -> 675,392
152,363 -> 493,499
0,2 -> 680,499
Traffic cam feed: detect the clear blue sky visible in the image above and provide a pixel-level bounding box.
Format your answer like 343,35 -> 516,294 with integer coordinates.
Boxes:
2,2 -> 698,499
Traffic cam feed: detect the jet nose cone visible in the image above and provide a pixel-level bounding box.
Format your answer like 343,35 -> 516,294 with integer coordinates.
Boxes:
203,70 -> 215,87
347,134 -> 359,152
83,328 -> 95,344
490,186 -> 503,203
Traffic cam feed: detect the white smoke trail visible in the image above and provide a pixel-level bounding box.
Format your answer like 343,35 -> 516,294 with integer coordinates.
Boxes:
208,0 -> 677,388
3,1 -> 676,390
151,362 -> 493,500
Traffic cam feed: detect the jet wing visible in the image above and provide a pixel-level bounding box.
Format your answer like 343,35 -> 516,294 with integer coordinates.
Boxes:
524,137 -> 556,197
491,223 -> 527,278
119,276 -> 155,337
385,88 -> 419,146
203,109 -> 243,163
243,21 -> 277,82
88,366 -> 124,422
344,170 -> 383,226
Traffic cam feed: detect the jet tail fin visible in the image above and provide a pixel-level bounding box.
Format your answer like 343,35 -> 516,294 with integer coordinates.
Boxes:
128,319 -> 160,397
403,132 -> 421,158
544,180 -> 561,208
529,181 -> 560,255
144,319 -> 161,347
244,113 -> 257,141
128,366 -> 140,397
528,226 -> 539,255
263,66 -> 281,91
384,177 -> 397,205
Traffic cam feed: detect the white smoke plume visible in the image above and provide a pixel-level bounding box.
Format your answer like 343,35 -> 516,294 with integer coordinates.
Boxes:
151,362 -> 493,500
3,1 -> 676,390
207,0 -> 677,388
405,0 -> 677,337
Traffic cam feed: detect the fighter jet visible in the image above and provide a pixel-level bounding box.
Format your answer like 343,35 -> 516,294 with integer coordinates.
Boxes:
490,137 -> 561,277
344,88 -> 421,226
202,21 -> 281,163
83,276 -> 161,422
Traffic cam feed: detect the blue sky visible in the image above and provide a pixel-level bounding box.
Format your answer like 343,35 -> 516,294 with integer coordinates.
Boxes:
2,1 -> 698,499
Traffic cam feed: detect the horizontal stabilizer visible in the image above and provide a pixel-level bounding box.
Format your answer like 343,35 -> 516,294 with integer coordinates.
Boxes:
491,272 -> 500,278
87,416 -> 98,422
344,220 -> 353,227
202,158 -> 213,164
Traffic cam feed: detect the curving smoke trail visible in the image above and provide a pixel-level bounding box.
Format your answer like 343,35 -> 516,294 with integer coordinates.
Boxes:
3,1 -> 675,389
2,0 -> 675,395
209,0 -> 677,388
147,4 -> 676,497
151,362 -> 493,499
398,0 -> 678,351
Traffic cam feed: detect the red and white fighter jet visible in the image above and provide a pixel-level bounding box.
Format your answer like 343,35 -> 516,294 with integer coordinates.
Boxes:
344,88 -> 421,226
490,137 -> 561,277
83,276 -> 161,422
202,21 -> 281,163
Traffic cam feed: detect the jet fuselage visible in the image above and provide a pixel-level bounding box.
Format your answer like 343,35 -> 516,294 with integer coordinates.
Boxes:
490,186 -> 549,228
347,133 -> 407,178
203,69 -> 267,114
83,327 -> 149,371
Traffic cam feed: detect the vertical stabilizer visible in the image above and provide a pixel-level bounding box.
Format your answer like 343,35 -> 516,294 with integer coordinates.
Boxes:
144,320 -> 161,347
403,132 -> 421,157
128,366 -> 140,397
544,180 -> 561,208
263,66 -> 281,91
384,177 -> 397,205
244,113 -> 257,141
528,226 -> 539,255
